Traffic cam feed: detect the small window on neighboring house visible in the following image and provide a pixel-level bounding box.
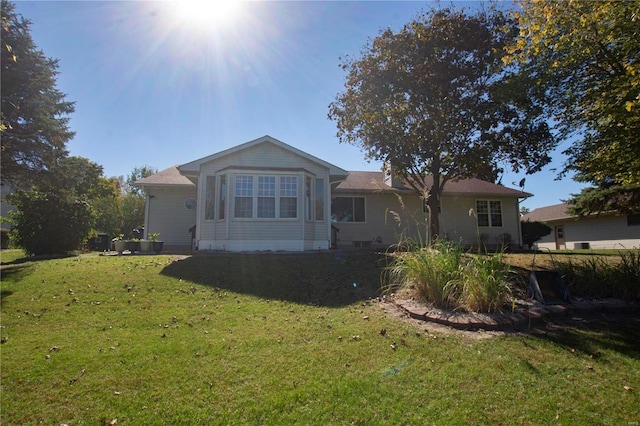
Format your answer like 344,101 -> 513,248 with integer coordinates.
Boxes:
331,197 -> 365,222
628,214 -> 640,226
315,178 -> 324,221
234,175 -> 253,218
205,176 -> 215,220
476,200 -> 503,227
279,176 -> 298,218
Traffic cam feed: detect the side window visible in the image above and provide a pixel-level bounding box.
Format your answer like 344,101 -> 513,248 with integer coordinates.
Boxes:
314,178 -> 324,221
331,197 -> 365,222
205,176 -> 215,220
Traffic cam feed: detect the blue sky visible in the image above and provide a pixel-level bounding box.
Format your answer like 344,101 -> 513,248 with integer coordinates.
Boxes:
14,0 -> 586,210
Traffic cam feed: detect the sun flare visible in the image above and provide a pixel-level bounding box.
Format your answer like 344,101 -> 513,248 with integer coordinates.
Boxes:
168,0 -> 245,29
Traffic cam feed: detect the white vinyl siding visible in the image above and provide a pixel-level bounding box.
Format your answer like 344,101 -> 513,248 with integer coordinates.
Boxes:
144,187 -> 197,248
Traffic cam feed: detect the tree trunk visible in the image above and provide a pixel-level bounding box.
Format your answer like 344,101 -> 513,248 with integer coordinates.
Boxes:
427,171 -> 442,246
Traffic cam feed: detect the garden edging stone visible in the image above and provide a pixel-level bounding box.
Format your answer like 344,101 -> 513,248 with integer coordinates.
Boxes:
393,297 -> 639,331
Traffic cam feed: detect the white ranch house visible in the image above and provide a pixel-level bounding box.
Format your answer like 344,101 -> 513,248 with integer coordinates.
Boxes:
135,135 -> 531,252
522,203 -> 640,250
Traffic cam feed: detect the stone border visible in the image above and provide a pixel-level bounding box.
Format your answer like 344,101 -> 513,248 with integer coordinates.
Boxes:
394,298 -> 640,332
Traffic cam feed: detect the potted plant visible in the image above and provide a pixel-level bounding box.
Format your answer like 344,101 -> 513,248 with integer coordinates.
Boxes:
127,238 -> 140,253
150,232 -> 163,253
139,238 -> 152,253
112,234 -> 126,254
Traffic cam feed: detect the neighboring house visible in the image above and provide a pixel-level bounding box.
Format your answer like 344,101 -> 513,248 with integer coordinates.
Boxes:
135,135 -> 531,252
522,203 -> 640,250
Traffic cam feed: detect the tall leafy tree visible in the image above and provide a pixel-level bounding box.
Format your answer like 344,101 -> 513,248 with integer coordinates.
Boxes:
508,0 -> 640,214
328,7 -> 555,242
1,0 -> 75,188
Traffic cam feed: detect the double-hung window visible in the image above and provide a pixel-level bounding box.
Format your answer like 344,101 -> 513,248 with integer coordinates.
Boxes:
476,200 -> 503,227
205,176 -> 216,220
234,175 -> 253,218
257,176 -> 276,218
279,176 -> 297,218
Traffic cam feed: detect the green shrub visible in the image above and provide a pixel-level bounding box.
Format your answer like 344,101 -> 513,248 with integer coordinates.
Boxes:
8,190 -> 94,256
1,228 -> 10,249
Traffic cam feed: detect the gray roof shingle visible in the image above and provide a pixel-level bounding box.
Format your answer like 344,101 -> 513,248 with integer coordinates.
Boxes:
335,171 -> 531,198
522,203 -> 573,222
135,166 -> 195,187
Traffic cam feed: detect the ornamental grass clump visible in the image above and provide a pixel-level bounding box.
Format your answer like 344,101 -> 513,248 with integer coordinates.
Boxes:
385,240 -> 514,313
384,240 -> 463,310
457,251 -> 513,313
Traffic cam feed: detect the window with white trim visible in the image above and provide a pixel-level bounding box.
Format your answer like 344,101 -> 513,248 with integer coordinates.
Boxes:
305,177 -> 312,221
257,176 -> 276,218
234,175 -> 253,218
476,200 -> 502,227
314,178 -> 324,221
218,174 -> 226,220
232,175 -> 298,219
279,176 -> 298,218
205,176 -> 215,220
331,197 -> 365,222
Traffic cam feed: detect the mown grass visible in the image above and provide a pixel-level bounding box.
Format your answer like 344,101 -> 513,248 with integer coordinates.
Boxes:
1,249 -> 639,425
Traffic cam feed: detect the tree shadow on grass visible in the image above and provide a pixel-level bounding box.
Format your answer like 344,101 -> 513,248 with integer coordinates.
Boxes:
160,251 -> 389,307
0,264 -> 33,286
530,314 -> 640,359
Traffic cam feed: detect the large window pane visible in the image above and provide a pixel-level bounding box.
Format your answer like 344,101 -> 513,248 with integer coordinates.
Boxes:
235,176 -> 253,218
306,177 -> 312,221
218,174 -> 226,220
279,176 -> 297,218
258,176 -> 276,218
205,176 -> 215,220
331,197 -> 365,222
280,197 -> 297,218
314,178 -> 324,221
489,201 -> 503,227
476,200 -> 489,227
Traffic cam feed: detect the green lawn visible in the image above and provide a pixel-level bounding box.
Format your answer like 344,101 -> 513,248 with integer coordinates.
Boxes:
1,250 -> 639,425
